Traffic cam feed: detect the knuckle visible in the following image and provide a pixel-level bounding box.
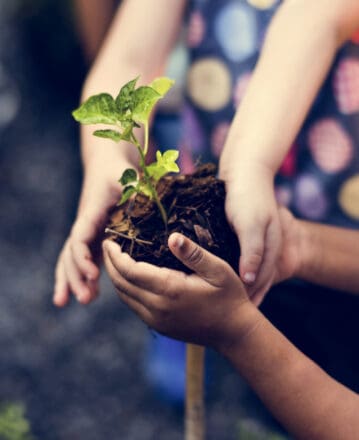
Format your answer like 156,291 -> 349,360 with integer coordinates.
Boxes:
186,244 -> 204,266
245,253 -> 262,269
118,257 -> 135,282
154,299 -> 171,321
160,272 -> 179,300
214,267 -> 229,285
113,275 -> 127,292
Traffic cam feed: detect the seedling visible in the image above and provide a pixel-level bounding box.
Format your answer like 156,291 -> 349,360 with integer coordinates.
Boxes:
72,76 -> 179,226
72,77 -> 205,440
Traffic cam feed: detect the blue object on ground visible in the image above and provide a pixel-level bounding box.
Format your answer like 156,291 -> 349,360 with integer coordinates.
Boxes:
144,333 -> 186,405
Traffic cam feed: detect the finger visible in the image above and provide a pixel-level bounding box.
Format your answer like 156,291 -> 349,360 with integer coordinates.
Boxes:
236,223 -> 266,285
168,233 -> 229,286
68,242 -> 100,304
250,219 -> 280,300
250,287 -> 269,307
116,288 -> 154,328
103,246 -> 158,309
70,241 -> 100,282
71,215 -> 101,242
103,240 -> 181,294
63,245 -> 93,304
53,257 -> 70,307
86,278 -> 100,302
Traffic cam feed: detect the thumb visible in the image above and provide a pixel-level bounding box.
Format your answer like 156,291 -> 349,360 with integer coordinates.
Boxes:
168,233 -> 227,284
236,225 -> 265,285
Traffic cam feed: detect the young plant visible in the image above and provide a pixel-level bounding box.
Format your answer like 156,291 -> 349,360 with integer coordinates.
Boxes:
72,76 -> 179,226
73,77 -> 205,440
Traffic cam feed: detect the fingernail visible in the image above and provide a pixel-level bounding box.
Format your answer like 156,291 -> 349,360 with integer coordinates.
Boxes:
173,234 -> 184,249
243,272 -> 256,283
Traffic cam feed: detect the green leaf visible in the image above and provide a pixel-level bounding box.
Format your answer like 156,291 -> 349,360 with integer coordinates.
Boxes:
72,93 -> 119,124
149,77 -> 175,97
147,149 -> 179,181
162,149 -> 179,170
120,168 -> 137,185
118,185 -> 136,205
115,77 -> 139,115
132,86 -> 161,124
93,129 -> 122,142
0,403 -> 35,440
131,78 -> 174,124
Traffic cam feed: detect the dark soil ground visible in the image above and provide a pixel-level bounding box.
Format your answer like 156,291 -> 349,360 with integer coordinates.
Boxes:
0,3 -> 288,439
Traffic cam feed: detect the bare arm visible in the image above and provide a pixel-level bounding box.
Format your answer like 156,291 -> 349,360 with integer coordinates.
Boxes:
220,307 -> 359,440
221,0 -> 359,173
103,234 -> 359,440
77,0 -> 187,230
295,220 -> 359,294
218,0 -> 359,303
81,0 -> 187,173
54,0 -> 186,306
73,0 -> 116,63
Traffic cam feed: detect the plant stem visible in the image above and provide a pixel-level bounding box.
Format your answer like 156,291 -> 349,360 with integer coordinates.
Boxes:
132,134 -> 168,227
143,122 -> 149,156
185,344 -> 205,440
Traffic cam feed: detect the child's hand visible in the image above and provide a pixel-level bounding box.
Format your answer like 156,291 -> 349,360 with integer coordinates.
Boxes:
53,174 -> 122,307
221,162 -> 282,306
103,233 -> 259,349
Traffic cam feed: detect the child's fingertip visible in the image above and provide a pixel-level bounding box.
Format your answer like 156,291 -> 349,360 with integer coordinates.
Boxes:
86,269 -> 99,282
78,291 -> 91,305
169,233 -> 184,250
53,293 -> 67,307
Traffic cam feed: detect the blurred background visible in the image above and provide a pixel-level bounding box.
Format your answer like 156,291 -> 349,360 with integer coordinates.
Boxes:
0,1 -> 289,439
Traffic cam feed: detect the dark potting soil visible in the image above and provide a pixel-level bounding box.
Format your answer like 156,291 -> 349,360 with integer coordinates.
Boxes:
106,163 -> 240,273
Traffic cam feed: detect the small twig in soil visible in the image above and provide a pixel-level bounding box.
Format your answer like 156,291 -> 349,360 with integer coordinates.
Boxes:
105,228 -> 153,246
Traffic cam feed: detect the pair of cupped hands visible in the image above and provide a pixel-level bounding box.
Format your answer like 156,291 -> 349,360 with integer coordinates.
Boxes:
54,166 -> 300,349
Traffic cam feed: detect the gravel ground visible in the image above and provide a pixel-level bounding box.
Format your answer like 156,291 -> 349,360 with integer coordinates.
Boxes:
0,3 -> 289,439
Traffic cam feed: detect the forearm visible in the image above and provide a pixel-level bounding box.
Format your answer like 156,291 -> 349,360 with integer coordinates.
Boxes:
77,0 -> 186,209
219,305 -> 359,439
73,0 -> 116,62
296,220 -> 359,294
83,0 -> 186,99
220,0 -> 355,178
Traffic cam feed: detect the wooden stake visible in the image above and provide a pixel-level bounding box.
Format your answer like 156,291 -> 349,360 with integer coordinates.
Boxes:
185,343 -> 205,440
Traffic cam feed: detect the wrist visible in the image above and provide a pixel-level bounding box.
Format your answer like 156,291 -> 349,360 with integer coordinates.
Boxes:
294,219 -> 320,281
78,165 -> 124,218
219,156 -> 276,186
214,301 -> 264,357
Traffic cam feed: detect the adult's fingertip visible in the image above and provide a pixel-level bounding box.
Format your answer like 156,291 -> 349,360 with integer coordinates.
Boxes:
243,272 -> 256,284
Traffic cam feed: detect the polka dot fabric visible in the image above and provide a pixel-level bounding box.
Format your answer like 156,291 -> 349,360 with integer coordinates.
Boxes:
182,0 -> 359,228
